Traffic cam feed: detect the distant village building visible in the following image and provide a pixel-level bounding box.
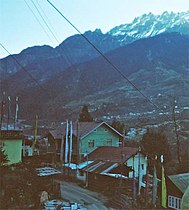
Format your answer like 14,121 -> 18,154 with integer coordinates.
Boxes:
22,139 -> 33,156
0,130 -> 23,165
47,121 -> 123,163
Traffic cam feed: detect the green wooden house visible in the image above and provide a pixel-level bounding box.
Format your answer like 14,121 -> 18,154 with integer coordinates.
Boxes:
0,130 -> 23,165
47,121 -> 123,163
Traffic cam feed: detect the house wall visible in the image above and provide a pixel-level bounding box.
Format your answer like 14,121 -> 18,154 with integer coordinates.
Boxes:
2,139 -> 22,165
47,133 -> 56,153
127,153 -> 147,179
80,124 -> 121,154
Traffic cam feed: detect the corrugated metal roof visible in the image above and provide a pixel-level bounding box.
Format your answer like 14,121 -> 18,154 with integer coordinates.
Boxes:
88,146 -> 138,163
82,160 -> 119,174
169,173 -> 189,193
36,167 -> 62,177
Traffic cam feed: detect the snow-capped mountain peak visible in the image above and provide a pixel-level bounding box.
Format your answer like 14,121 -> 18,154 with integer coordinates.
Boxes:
108,11 -> 189,41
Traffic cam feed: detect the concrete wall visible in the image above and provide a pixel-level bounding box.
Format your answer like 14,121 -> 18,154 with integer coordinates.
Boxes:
80,124 -> 121,154
2,139 -> 22,165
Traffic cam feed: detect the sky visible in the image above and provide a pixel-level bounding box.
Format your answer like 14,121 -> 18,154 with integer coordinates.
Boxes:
0,0 -> 188,58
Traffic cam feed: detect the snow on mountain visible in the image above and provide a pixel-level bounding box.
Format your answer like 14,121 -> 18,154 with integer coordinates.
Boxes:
108,11 -> 189,41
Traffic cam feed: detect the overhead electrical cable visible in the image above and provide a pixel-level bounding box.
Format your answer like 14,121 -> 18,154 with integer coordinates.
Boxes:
31,0 -> 78,71
24,0 -> 55,45
31,0 -> 92,92
35,0 -> 60,39
0,43 -> 50,97
31,0 -> 59,44
46,0 -> 171,121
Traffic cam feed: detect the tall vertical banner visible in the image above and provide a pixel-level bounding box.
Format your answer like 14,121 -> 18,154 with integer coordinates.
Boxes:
65,120 -> 69,163
0,92 -> 6,130
60,133 -> 64,162
161,155 -> 167,208
14,96 -> 19,129
152,161 -> 158,207
32,115 -> 38,153
138,148 -> 143,195
145,156 -> 149,205
69,121 -> 73,164
133,156 -> 136,199
7,96 -> 11,130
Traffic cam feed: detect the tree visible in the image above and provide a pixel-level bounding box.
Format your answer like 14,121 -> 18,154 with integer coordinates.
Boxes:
141,128 -> 170,162
111,119 -> 125,134
0,145 -> 8,166
79,105 -> 93,122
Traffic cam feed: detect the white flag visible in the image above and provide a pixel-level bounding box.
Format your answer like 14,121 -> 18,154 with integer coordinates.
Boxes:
15,97 -> 19,122
69,121 -> 73,164
65,120 -> 69,163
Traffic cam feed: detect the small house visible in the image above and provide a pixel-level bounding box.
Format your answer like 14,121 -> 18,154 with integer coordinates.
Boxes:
47,121 -> 123,163
167,173 -> 189,210
77,146 -> 147,193
0,130 -> 23,165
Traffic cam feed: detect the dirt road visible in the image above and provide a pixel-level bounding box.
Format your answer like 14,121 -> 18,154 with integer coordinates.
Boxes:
59,181 -> 114,210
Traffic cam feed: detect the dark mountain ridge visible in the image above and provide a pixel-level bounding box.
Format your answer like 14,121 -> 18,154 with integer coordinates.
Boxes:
1,11 -> 188,84
2,33 -> 188,120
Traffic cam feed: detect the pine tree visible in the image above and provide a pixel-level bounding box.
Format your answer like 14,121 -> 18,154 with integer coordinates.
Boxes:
0,145 -> 8,166
79,105 -> 93,122
141,128 -> 170,161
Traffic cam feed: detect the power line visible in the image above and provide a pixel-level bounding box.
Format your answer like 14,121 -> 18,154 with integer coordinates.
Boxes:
30,0 -> 78,71
24,0 -> 55,45
35,0 -> 60,39
0,43 -> 50,96
31,0 -> 59,44
31,0 -> 93,95
46,0 -> 171,121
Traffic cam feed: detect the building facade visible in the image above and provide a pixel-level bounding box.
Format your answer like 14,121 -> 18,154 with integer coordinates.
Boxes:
0,130 -> 23,165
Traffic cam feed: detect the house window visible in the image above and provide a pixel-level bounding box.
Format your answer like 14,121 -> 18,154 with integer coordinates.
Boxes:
141,164 -> 144,170
168,195 -> 181,210
106,139 -> 112,146
104,128 -> 108,132
88,140 -> 94,148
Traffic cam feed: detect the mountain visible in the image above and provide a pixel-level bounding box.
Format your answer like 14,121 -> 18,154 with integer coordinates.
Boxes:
1,11 -> 188,83
2,33 -> 188,121
0,11 -> 188,121
109,11 -> 189,40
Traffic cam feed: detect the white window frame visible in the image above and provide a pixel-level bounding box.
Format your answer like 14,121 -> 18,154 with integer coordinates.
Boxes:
106,139 -> 112,146
88,140 -> 94,148
168,195 -> 181,210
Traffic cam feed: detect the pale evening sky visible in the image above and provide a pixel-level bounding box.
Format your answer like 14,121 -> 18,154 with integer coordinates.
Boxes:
0,0 -> 188,58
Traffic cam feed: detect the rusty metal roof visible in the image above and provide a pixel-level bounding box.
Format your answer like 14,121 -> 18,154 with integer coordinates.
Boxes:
88,146 -> 138,163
